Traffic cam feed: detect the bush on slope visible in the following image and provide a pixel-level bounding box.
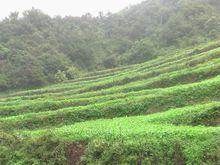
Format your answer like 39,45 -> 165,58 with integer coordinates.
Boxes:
1,75 -> 220,130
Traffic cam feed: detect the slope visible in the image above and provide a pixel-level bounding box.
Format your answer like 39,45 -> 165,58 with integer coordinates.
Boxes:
0,40 -> 220,164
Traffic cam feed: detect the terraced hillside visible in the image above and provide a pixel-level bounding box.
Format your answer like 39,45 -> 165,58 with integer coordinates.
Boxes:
0,41 -> 220,164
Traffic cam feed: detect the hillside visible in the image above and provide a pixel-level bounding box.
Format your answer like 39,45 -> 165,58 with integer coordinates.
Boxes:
0,40 -> 220,164
0,0 -> 220,91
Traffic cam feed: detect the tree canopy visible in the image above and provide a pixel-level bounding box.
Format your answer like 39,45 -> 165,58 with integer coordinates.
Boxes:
0,0 -> 219,91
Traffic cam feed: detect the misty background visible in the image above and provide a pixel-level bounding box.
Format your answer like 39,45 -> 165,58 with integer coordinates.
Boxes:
0,0 -> 143,20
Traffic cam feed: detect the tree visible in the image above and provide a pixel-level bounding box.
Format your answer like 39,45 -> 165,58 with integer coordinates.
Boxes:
54,70 -> 68,83
65,66 -> 82,80
0,0 -> 219,91
0,74 -> 8,90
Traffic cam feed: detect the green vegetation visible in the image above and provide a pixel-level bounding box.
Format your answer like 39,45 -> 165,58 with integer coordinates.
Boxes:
0,40 -> 220,164
0,0 -> 220,91
0,0 -> 220,164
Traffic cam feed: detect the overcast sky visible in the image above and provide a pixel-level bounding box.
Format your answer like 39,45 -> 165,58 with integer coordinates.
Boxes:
0,0 -> 144,19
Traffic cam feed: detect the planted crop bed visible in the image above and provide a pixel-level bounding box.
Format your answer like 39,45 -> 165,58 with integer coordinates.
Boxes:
0,41 -> 220,164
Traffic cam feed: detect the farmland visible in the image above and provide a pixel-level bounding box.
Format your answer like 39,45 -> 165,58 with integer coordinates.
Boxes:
0,41 -> 220,164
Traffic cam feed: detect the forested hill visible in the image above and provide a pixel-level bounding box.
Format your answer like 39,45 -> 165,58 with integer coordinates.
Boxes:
0,0 -> 220,91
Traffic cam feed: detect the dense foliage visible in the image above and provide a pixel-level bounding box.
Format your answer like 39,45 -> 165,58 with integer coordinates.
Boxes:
0,0 -> 220,90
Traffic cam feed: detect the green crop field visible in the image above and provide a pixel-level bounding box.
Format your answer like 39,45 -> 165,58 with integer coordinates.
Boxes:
0,41 -> 220,164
